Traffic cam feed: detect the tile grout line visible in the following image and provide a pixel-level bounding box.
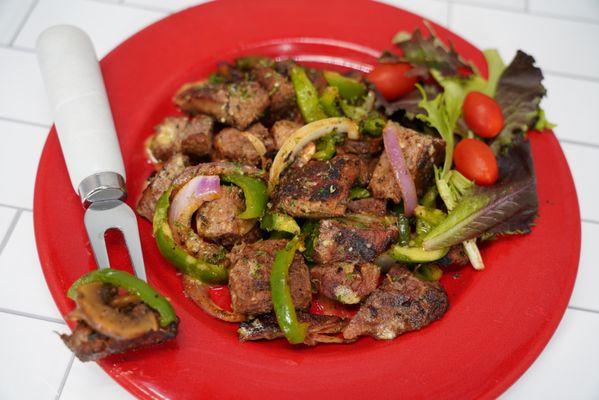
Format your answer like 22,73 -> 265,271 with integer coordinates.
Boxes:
446,2 -> 454,27
0,210 -> 22,256
523,0 -> 530,12
545,69 -> 599,84
559,138 -> 599,150
55,355 -> 75,400
0,307 -> 66,325
582,218 -> 599,226
0,115 -> 51,129
8,0 -> 40,45
84,0 -> 172,14
567,305 -> 599,315
0,203 -> 33,212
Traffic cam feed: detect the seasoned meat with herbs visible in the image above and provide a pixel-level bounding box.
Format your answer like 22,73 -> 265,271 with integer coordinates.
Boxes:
253,66 -> 296,118
137,153 -> 189,221
247,122 -> 276,152
369,125 -> 445,201
337,137 -> 383,156
148,115 -> 214,162
343,266 -> 448,340
214,128 -> 263,166
228,240 -> 311,315
239,311 -> 348,345
439,245 -> 469,266
347,198 -> 387,216
273,155 -> 361,218
171,161 -> 265,189
195,185 -> 257,247
311,262 -> 381,304
271,119 -> 302,149
312,216 -> 398,264
174,81 -> 269,129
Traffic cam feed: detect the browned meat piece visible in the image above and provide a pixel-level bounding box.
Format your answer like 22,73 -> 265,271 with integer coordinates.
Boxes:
306,68 -> 328,94
273,155 -> 360,218
247,122 -> 275,152
439,245 -> 469,266
347,198 -> 387,216
214,128 -> 263,166
171,161 -> 265,189
136,153 -> 189,221
228,240 -> 311,315
238,311 -> 349,345
61,320 -> 178,362
369,126 -> 445,201
271,119 -> 302,149
147,115 -> 214,162
312,216 -> 398,264
195,185 -> 257,247
343,266 -> 448,340
174,81 -> 269,129
337,137 -> 383,156
353,155 -> 379,186
311,262 -> 381,304
253,66 -> 296,118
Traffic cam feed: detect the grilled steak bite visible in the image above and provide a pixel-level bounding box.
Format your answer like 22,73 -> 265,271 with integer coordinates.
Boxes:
171,161 -> 265,189
214,128 -> 264,166
369,125 -> 445,201
247,122 -> 276,152
347,198 -> 387,216
148,115 -> 214,162
271,119 -> 302,149
137,153 -> 189,221
273,155 -> 360,218
253,66 -> 296,118
228,240 -> 311,315
337,137 -> 383,156
174,81 -> 269,129
312,216 -> 399,264
439,245 -> 469,266
311,263 -> 381,304
61,282 -> 178,362
195,185 -> 257,247
239,311 -> 348,345
343,266 -> 448,340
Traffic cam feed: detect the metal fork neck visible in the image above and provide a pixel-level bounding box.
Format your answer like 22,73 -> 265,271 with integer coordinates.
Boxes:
78,172 -> 126,207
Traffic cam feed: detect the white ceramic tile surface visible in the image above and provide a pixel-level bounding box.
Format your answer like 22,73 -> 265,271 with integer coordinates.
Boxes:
0,1 -> 597,399
529,0 -> 599,22
0,211 -> 62,319
543,73 -> 599,146
14,0 -> 167,58
562,143 -> 599,223
0,0 -> 36,45
0,120 -> 47,209
450,4 -> 599,79
61,360 -> 134,400
0,312 -> 73,399
0,47 -> 53,126
502,308 -> 599,399
569,222 -> 599,312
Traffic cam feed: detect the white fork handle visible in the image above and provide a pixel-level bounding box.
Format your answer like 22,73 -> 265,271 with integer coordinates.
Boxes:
36,25 -> 125,194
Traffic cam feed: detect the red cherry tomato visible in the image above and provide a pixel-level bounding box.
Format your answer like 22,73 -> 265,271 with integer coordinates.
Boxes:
463,91 -> 504,138
367,62 -> 418,101
453,138 -> 499,186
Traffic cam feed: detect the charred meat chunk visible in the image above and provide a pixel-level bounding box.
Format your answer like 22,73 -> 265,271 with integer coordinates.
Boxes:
343,266 -> 448,340
61,282 -> 178,362
239,311 -> 348,345
137,153 -> 189,221
369,125 -> 444,201
273,155 -> 361,218
195,185 -> 257,247
347,198 -> 387,216
312,216 -> 399,264
174,81 -> 269,130
439,245 -> 469,267
271,119 -> 302,149
337,137 -> 383,156
311,262 -> 381,304
214,128 -> 263,166
253,66 -> 296,118
228,240 -> 311,315
147,115 -> 214,162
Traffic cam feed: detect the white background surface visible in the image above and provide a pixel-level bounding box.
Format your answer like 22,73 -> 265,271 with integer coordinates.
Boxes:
0,0 -> 597,398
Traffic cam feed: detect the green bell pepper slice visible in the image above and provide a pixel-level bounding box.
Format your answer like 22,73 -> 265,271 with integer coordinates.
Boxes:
290,66 -> 327,123
397,213 -> 411,247
261,212 -> 300,235
348,187 -> 371,200
153,189 -> 228,284
312,134 -> 337,161
319,86 -> 341,117
360,112 -> 386,136
323,71 -> 366,100
67,268 -> 177,327
221,174 -> 267,219
270,237 -> 308,344
414,264 -> 443,281
414,205 -> 446,226
388,245 -> 449,264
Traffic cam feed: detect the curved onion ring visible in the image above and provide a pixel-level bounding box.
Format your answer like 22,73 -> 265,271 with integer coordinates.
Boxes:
182,275 -> 246,322
268,117 -> 360,193
168,175 -> 220,245
382,122 -> 418,216
240,131 -> 268,169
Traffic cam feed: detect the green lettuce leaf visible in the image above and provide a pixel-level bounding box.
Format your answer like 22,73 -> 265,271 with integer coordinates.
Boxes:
423,140 -> 538,250
534,108 -> 557,131
490,51 -> 547,153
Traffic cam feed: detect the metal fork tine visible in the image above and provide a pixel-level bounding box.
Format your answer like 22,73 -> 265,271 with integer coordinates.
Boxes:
84,199 -> 147,281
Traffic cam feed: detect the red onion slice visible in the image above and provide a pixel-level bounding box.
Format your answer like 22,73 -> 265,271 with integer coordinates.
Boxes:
168,175 -> 221,244
382,122 -> 418,216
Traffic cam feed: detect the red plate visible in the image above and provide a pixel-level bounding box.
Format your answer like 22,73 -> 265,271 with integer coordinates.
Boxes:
34,1 -> 581,398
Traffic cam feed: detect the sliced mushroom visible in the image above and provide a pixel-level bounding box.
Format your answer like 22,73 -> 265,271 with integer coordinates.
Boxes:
71,282 -> 159,341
